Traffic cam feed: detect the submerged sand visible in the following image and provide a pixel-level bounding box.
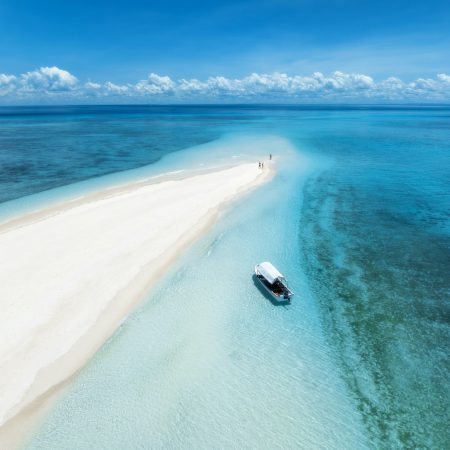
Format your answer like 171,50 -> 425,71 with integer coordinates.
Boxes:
0,162 -> 271,447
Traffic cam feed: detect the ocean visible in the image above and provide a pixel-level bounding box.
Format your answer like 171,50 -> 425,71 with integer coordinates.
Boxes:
0,105 -> 448,449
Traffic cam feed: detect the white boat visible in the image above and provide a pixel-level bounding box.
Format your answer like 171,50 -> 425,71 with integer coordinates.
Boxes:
254,261 -> 294,302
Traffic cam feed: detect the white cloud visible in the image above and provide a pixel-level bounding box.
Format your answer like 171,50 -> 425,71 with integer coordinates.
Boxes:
20,66 -> 78,92
135,73 -> 175,94
1,66 -> 450,102
0,74 -> 17,95
104,81 -> 130,94
178,78 -> 205,93
84,81 -> 101,90
437,73 -> 450,83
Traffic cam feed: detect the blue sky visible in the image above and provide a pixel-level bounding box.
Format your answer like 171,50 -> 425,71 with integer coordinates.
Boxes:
1,0 -> 450,103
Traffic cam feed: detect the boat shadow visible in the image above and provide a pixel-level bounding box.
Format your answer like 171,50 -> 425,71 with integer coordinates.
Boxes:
252,274 -> 291,307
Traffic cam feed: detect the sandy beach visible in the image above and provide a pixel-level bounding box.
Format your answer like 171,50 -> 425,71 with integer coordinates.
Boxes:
0,161 -> 271,446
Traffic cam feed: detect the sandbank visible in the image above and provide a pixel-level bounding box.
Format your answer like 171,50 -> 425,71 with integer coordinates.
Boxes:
0,161 -> 272,447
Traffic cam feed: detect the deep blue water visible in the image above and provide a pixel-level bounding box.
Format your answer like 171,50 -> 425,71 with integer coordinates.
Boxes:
1,105 -> 449,449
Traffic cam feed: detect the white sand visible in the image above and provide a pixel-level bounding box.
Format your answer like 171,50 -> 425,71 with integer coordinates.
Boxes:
0,162 -> 271,442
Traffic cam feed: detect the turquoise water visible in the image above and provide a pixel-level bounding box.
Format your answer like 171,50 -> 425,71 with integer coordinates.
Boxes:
0,106 -> 449,449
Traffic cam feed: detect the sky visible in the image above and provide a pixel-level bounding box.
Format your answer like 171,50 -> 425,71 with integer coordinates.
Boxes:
1,0 -> 450,103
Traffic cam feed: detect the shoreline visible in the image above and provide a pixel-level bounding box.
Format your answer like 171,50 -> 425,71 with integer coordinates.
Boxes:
0,161 -> 274,449
0,163 -> 243,233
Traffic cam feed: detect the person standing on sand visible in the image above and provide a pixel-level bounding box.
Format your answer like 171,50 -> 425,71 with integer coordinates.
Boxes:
269,153 -> 272,160
258,161 -> 261,168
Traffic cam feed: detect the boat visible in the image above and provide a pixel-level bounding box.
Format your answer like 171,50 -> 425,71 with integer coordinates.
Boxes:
254,261 -> 294,302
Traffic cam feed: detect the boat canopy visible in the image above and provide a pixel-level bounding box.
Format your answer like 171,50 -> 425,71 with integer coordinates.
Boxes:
257,261 -> 284,284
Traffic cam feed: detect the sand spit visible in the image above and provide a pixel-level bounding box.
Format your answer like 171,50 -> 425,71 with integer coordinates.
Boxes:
0,162 -> 272,447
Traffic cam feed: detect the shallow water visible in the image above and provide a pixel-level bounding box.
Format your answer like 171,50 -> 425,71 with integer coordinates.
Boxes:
1,106 -> 448,449
25,137 -> 369,450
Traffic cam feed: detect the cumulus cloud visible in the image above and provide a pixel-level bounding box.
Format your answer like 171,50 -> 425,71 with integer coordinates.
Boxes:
1,66 -> 450,102
135,73 -> 175,94
0,74 -> 17,95
0,66 -> 79,98
20,66 -> 78,92
84,81 -> 101,90
104,81 -> 130,94
437,73 -> 450,83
